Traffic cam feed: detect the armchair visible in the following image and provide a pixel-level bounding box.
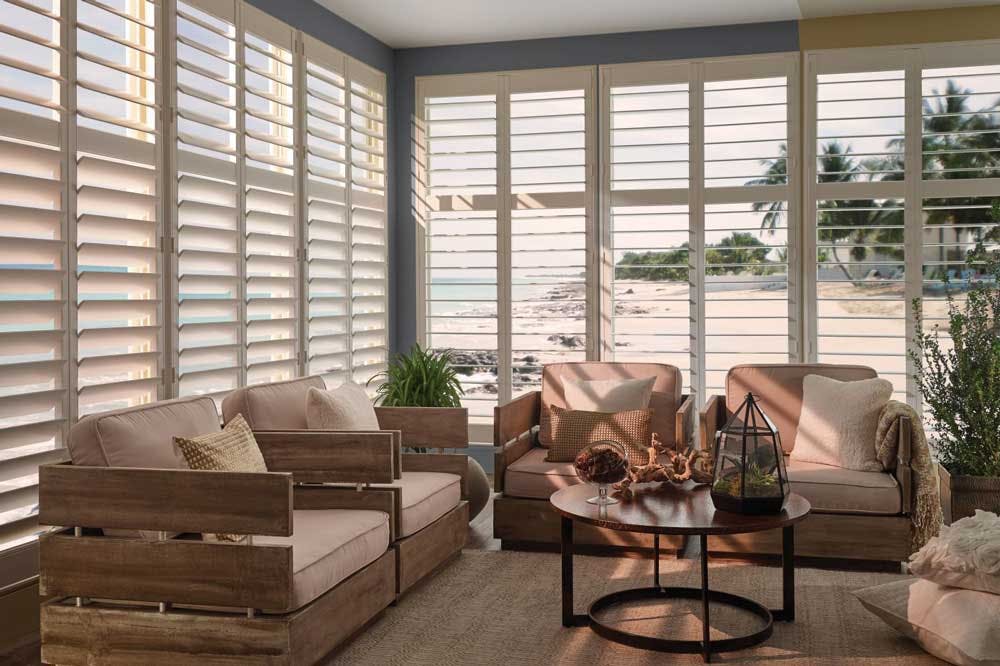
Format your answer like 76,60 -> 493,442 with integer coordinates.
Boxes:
699,364 -> 915,564
222,376 -> 470,595
38,395 -> 398,665
492,362 -> 694,552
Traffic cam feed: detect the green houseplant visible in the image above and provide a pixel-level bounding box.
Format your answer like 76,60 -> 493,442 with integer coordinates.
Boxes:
912,200 -> 1000,522
369,344 -> 491,519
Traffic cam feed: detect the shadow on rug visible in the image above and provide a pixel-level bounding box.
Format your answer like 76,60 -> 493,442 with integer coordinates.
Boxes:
327,550 -> 940,665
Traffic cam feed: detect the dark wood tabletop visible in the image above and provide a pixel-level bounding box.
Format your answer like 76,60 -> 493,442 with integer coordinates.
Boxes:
550,481 -> 811,536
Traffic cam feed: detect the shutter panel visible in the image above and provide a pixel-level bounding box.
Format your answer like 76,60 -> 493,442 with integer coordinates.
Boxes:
348,62 -> 387,386
301,36 -> 349,385
173,0 -> 240,404
242,6 -> 296,386
418,76 -> 499,425
508,68 -> 594,398
0,0 -> 68,549
811,61 -> 908,400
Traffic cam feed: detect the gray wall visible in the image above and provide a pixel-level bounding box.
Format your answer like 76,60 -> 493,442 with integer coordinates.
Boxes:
390,21 -> 800,353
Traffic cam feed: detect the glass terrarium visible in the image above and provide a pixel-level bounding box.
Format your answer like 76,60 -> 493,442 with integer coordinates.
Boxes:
710,393 -> 789,515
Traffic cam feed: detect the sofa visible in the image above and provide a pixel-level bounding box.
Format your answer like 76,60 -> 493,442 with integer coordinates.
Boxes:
492,362 -> 694,552
37,376 -> 469,664
700,364 -> 915,564
222,375 -> 470,594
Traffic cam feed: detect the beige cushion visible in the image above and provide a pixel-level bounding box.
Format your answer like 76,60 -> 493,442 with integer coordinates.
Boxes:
504,447 -> 582,500
221,375 -> 326,430
305,383 -> 380,430
786,457 -> 901,515
726,364 -> 877,453
68,395 -> 220,469
909,510 -> 1000,595
375,472 -> 461,537
855,578 -> 1000,666
258,509 -> 390,612
540,362 -> 682,449
562,376 -> 655,413
791,374 -> 892,472
547,406 -> 652,464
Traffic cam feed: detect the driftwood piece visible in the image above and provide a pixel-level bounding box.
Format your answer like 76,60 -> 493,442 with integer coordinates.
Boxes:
613,433 -> 714,500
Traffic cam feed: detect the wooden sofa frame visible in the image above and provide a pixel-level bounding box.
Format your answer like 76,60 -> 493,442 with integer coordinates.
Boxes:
492,390 -> 695,553
698,395 -> 915,564
38,407 -> 470,664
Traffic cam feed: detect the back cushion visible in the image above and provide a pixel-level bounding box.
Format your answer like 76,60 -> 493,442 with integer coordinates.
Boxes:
68,396 -> 221,469
221,375 -> 326,429
725,364 -> 877,453
540,362 -> 683,449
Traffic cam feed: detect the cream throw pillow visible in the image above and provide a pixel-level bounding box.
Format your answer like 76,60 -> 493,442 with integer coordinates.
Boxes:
305,382 -> 380,430
909,510 -> 1000,595
174,414 -> 267,542
562,376 -> 656,413
855,578 -> 1000,666
790,374 -> 892,471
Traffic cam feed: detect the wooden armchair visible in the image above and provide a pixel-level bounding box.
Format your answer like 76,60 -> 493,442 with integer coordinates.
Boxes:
38,395 -> 399,665
492,362 -> 694,552
222,376 -> 470,594
699,364 -> 916,564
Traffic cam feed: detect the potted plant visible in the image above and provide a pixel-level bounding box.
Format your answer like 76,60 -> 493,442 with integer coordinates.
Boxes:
912,201 -> 1000,523
369,344 -> 491,520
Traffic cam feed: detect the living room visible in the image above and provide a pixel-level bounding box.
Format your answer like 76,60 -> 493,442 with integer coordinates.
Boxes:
1,0 -> 1000,664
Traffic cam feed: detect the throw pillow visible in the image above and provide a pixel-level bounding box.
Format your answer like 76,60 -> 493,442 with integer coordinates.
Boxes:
546,405 -> 652,464
790,374 -> 892,471
855,577 -> 1000,666
540,375 -> 656,448
174,414 -> 268,542
908,510 -> 1000,595
305,382 -> 380,431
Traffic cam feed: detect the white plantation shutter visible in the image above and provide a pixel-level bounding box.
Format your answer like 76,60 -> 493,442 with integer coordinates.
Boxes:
74,0 -> 162,416
172,0 -> 241,403
508,68 -> 595,398
347,64 -> 387,386
416,74 -> 499,428
241,7 -> 297,386
0,0 -> 68,549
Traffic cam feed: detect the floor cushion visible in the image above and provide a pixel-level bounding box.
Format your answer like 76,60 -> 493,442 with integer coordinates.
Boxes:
376,471 -> 462,537
786,458 -> 901,515
258,509 -> 390,612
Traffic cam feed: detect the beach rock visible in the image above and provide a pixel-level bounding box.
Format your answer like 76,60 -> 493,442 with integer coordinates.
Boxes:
547,334 -> 584,349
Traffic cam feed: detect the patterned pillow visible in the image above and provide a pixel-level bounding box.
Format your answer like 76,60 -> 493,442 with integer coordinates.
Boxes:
174,414 -> 268,542
546,405 -> 652,464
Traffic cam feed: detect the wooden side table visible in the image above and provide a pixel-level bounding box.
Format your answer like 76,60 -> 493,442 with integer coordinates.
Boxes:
551,482 -> 811,662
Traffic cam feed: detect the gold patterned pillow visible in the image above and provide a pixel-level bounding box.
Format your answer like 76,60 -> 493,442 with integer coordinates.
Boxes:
174,414 -> 267,542
546,406 -> 652,464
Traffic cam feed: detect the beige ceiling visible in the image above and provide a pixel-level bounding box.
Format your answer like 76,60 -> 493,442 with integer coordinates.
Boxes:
315,0 -> 998,48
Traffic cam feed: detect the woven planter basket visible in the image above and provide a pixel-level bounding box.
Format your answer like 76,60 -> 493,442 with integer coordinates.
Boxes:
939,465 -> 1000,524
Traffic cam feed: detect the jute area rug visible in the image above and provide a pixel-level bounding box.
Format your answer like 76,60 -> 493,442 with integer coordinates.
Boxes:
328,550 -> 942,666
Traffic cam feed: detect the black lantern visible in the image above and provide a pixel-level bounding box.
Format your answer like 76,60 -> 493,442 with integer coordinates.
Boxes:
710,393 -> 789,515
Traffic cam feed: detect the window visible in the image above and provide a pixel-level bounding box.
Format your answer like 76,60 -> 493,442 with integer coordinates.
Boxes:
0,0 -> 389,558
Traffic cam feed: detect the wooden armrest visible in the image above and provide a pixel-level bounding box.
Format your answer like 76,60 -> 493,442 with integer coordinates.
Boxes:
494,390 -> 540,447
402,452 -> 469,499
699,394 -> 726,453
39,462 -> 293,536
674,394 -> 695,450
255,430 -> 397,483
294,486 -> 401,542
894,415 -> 913,515
375,406 -> 469,449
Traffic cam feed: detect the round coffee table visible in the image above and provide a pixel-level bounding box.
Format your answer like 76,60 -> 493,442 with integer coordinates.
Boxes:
550,481 -> 810,662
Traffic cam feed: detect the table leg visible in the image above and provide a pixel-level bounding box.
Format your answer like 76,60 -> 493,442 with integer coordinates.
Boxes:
775,525 -> 795,622
700,533 -> 711,663
561,516 -> 573,628
653,533 -> 660,589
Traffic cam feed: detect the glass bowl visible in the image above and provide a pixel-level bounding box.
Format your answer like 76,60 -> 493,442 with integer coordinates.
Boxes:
573,440 -> 630,505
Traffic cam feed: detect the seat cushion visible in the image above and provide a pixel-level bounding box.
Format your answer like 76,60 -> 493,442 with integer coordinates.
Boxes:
258,509 -> 390,612
786,458 -> 901,515
221,375 -> 326,430
375,472 -> 462,537
504,446 -> 583,500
